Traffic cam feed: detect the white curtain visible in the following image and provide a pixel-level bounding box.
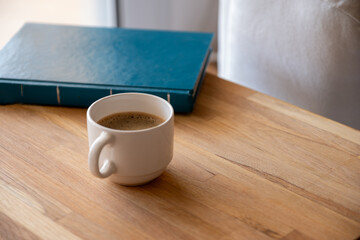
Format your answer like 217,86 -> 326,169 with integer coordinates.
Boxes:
218,0 -> 360,129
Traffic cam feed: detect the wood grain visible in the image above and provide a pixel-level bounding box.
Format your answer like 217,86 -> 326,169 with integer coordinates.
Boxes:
0,212 -> 41,240
281,230 -> 314,240
0,73 -> 359,239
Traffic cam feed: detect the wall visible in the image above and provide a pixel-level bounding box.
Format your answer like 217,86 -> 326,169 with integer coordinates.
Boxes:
0,0 -> 116,48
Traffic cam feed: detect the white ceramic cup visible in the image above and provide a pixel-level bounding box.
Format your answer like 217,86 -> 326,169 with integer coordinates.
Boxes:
87,93 -> 174,186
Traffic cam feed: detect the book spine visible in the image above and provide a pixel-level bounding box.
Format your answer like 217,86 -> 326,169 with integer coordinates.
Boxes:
0,81 -> 194,112
0,82 -> 22,104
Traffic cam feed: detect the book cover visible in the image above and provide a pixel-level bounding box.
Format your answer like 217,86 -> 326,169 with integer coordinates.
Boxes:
0,23 -> 213,112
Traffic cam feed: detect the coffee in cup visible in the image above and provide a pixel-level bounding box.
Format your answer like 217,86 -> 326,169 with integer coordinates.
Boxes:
97,111 -> 165,131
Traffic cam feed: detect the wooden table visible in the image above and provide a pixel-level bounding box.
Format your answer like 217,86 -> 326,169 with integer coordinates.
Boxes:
1,73 -> 359,240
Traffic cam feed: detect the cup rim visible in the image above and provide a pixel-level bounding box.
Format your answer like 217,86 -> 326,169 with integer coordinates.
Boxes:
87,92 -> 174,133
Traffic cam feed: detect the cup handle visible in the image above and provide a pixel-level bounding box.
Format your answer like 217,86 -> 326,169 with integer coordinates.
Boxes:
88,131 -> 116,178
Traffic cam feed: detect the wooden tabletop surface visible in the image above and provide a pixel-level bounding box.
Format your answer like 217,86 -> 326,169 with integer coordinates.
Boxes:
1,73 -> 359,240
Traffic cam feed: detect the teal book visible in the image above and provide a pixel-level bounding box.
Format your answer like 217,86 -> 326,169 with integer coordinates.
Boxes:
0,23 -> 213,112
